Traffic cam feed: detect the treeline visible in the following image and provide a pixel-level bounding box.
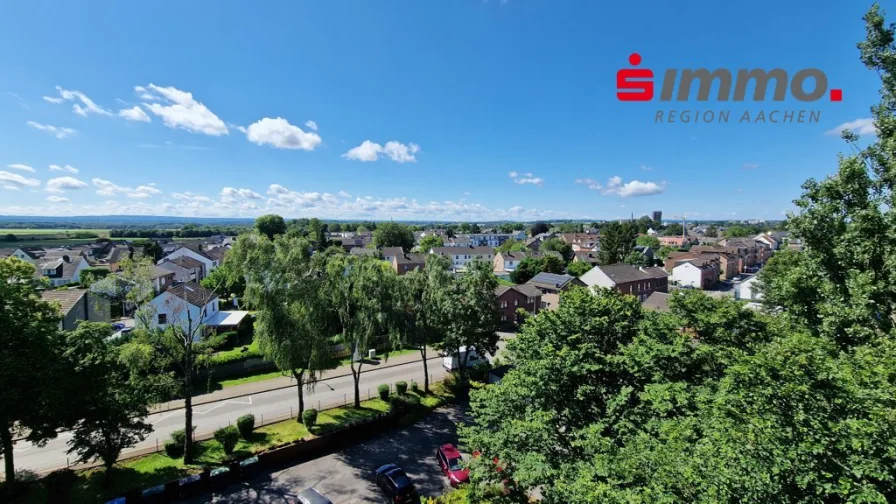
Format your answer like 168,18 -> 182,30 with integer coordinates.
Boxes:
110,224 -> 252,238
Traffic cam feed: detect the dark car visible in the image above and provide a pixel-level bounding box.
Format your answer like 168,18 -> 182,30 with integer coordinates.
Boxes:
291,487 -> 333,504
436,443 -> 469,487
375,463 -> 420,503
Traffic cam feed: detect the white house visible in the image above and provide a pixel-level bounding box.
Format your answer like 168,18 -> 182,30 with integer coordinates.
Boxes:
735,275 -> 763,301
34,253 -> 90,287
754,233 -> 779,250
159,245 -> 221,278
149,282 -> 220,338
431,246 -> 494,271
670,261 -> 705,289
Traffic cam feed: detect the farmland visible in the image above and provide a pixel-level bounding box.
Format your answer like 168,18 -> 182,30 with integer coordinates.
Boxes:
0,229 -> 114,247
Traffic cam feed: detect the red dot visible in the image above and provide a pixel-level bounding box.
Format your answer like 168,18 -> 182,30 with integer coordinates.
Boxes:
628,53 -> 642,66
830,89 -> 842,102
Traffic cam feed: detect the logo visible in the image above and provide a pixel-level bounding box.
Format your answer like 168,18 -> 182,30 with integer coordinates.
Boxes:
617,53 -> 841,124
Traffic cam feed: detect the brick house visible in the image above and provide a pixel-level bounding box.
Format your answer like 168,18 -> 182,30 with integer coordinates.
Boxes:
495,284 -> 543,327
525,272 -> 586,310
392,253 -> 428,275
579,263 -> 669,301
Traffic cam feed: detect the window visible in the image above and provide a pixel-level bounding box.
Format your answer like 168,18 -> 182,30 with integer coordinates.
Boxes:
514,300 -> 518,307
500,301 -> 507,308
528,297 -> 534,304
501,315 -> 507,322
158,313 -> 167,324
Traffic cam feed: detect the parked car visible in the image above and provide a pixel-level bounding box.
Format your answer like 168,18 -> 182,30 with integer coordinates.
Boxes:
442,346 -> 487,371
436,443 -> 470,487
292,487 -> 333,504
375,463 -> 420,503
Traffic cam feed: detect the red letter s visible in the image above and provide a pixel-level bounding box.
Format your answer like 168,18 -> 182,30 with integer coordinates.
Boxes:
616,53 -> 654,102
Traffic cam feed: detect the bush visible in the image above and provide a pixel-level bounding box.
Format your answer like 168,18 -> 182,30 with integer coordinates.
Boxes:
214,426 -> 240,455
411,380 -> 420,393
44,468 -> 75,500
164,441 -> 183,459
378,383 -> 390,400
237,414 -> 255,440
396,381 -> 408,395
302,408 -> 318,428
389,393 -> 421,416
470,362 -> 492,383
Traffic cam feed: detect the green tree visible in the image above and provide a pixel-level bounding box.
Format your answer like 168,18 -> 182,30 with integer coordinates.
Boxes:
566,260 -> 592,277
496,238 -> 527,253
623,249 -> 650,267
635,235 -> 661,249
373,222 -> 415,250
418,234 -> 445,252
63,323 -> 153,487
438,259 -> 500,384
134,239 -> 163,262
255,214 -> 287,240
662,222 -> 684,236
92,257 -> 157,328
540,238 -> 573,262
0,257 -> 66,488
510,256 -> 542,284
308,218 -> 328,249
656,245 -> 675,261
529,222 -> 549,237
325,255 -> 397,407
540,254 -> 566,274
705,225 -> 718,237
499,223 -> 515,234
598,221 -> 636,265
231,233 -> 333,421
723,225 -> 752,238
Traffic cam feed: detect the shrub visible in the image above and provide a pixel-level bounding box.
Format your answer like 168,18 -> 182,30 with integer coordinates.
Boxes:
164,441 -> 183,459
378,383 -> 390,400
396,381 -> 408,395
411,380 -> 420,392
390,393 -> 421,416
236,414 -> 255,440
44,468 -> 75,500
214,426 -> 240,455
302,408 -> 318,428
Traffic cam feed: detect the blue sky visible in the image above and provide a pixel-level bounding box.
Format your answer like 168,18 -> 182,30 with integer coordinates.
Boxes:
0,0 -> 887,221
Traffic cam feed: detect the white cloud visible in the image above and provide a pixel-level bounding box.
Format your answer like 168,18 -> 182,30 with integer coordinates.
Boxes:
7,164 -> 35,173
27,121 -> 77,139
245,117 -> 322,150
172,191 -> 213,203
640,164 -> 654,171
46,176 -> 88,193
141,84 -> 228,136
221,187 -> 262,203
92,178 -> 161,198
338,190 -> 352,198
119,106 -> 151,122
509,171 -> 544,186
49,164 -> 79,174
826,118 -> 876,136
343,140 -> 420,163
0,171 -> 40,189
46,195 -> 69,203
45,86 -> 113,117
576,176 -> 666,197
742,163 -> 759,170
305,120 -> 318,131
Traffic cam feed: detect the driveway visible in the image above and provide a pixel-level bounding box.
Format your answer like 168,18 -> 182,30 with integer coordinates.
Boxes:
196,401 -> 470,503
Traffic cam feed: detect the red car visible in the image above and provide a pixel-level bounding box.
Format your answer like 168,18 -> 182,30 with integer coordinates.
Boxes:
436,444 -> 470,487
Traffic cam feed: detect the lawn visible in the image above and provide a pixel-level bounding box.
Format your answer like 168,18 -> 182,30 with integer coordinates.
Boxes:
19,387 -> 453,504
497,277 -> 515,286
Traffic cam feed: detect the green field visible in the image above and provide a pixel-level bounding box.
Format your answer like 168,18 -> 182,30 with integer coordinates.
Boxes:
0,228 -> 117,247
0,228 -> 112,235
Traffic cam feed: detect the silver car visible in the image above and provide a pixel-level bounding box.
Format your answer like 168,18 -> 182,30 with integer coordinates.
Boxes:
293,487 -> 333,504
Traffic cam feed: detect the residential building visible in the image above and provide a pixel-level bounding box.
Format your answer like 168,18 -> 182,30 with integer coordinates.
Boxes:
579,263 -> 669,301
150,265 -> 176,294
392,253 -> 428,275
641,291 -> 671,312
646,227 -> 658,236
670,258 -> 720,289
105,245 -> 132,272
382,247 -> 403,263
158,255 -> 205,282
573,251 -> 600,265
159,244 -> 221,277
430,246 -> 494,271
0,247 -> 45,263
560,233 -> 599,251
735,275 -> 762,301
34,252 -> 90,287
495,284 -> 543,327
41,288 -> 111,331
633,245 -> 655,264
754,233 -> 779,250
148,282 -> 244,338
526,272 -> 586,310
658,236 -> 693,247
349,247 -> 378,257
492,251 -> 562,275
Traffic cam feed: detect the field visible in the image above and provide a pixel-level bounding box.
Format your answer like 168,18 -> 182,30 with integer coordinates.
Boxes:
0,229 -> 122,247
0,228 -> 112,236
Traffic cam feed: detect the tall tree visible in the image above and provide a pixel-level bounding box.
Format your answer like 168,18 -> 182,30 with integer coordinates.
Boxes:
417,234 -> 444,252
510,256 -> 542,284
0,258 -> 66,489
705,225 -> 719,237
623,249 -> 651,267
395,255 -> 451,393
496,238 -> 527,253
662,222 -> 684,237
635,235 -> 661,249
373,222 -> 415,250
598,221 -> 636,265
325,255 -> 397,407
439,259 -> 500,383
231,233 -> 333,420
540,254 -> 566,274
64,323 -> 154,487
566,260 -> 592,277
255,214 -> 287,240
308,218 -> 328,249
540,238 -> 573,262
529,221 -> 549,237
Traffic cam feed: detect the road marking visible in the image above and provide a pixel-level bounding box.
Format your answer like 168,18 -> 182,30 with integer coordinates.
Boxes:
152,410 -> 183,425
194,396 -> 253,415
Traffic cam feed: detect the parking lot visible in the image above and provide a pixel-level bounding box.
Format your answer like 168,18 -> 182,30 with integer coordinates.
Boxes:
195,401 -> 470,503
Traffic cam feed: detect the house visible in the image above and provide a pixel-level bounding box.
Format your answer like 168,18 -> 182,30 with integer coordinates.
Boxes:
349,247 -> 378,257
495,284 -> 543,327
392,253 -> 428,275
492,251 -> 562,276
34,252 -> 90,287
641,291 -> 671,312
526,272 -> 586,310
646,227 -> 658,236
158,255 -> 205,283
0,247 -> 45,263
633,245 -> 655,264
431,246 -> 495,271
341,235 -> 373,251
148,281 -> 248,337
150,265 -> 176,294
560,233 -> 599,251
734,275 -> 762,301
754,233 -> 779,250
670,258 -> 719,290
381,247 -> 404,263
41,288 -> 111,331
579,264 -> 669,302
105,245 -> 132,272
573,251 -> 600,265
658,236 -> 693,247
159,244 -> 220,278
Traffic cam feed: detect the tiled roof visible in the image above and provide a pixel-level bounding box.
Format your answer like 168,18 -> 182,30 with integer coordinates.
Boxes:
164,256 -> 204,269
431,246 -> 494,256
41,288 -> 86,315
381,247 -> 404,257
642,291 -> 671,312
527,272 -> 578,289
395,253 -> 427,265
594,264 -> 667,284
164,282 -> 217,308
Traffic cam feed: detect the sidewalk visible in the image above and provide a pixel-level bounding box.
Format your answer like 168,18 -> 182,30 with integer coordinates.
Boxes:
151,347 -> 440,413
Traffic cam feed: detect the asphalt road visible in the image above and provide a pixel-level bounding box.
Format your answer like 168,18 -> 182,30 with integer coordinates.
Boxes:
194,402 -> 471,504
9,357 -> 450,474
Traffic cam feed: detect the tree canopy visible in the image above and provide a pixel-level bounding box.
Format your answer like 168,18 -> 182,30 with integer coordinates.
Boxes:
418,234 -> 445,252
254,214 -> 287,239
373,222 -> 416,250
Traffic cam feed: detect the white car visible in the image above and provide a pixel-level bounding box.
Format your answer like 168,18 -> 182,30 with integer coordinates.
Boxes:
443,346 -> 487,370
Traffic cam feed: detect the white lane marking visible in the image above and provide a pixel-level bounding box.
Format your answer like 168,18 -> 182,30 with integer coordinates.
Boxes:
152,410 -> 183,425
194,396 -> 253,415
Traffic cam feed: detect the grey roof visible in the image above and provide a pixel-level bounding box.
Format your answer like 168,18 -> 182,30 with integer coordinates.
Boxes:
594,264 -> 666,284
151,265 -> 175,279
162,256 -> 204,270
575,251 -> 600,263
527,272 -> 578,289
350,247 -> 377,256
35,254 -> 83,280
642,291 -> 671,312
513,283 -> 543,297
431,246 -> 494,256
107,246 -> 130,263
164,282 -> 217,307
395,253 -> 427,265
381,247 -> 404,257
41,288 -> 87,316
641,266 -> 668,278
204,247 -> 226,262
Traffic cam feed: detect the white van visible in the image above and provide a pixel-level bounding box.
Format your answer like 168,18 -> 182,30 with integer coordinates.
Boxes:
442,346 -> 487,371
